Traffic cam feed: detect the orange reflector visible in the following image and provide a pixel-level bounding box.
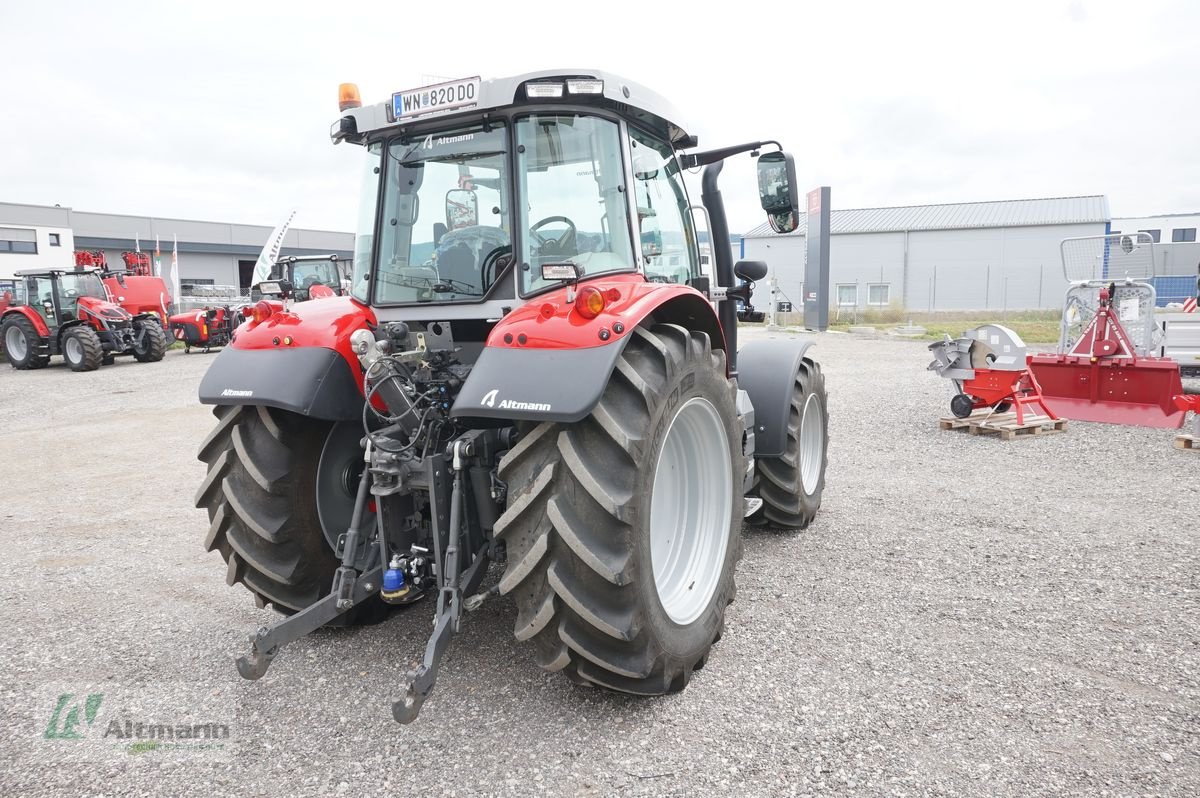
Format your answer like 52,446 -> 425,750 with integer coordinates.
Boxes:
338,83 -> 362,111
574,286 -> 606,319
252,301 -> 275,325
283,336 -> 293,346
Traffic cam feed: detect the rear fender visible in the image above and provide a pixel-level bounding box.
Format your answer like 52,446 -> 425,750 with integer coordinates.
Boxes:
452,278 -> 724,423
737,337 -> 816,457
197,296 -> 374,421
3,306 -> 50,338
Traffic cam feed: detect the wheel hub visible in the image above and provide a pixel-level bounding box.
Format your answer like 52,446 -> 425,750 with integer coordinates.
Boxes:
799,392 -> 826,495
5,325 -> 27,360
65,336 -> 82,363
649,397 -> 732,626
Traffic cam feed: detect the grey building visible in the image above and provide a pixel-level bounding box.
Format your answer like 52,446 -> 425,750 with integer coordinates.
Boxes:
0,202 -> 353,291
740,195 -> 1110,312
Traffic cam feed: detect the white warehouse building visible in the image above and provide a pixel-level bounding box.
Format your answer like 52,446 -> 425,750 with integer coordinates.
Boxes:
740,195 -> 1111,313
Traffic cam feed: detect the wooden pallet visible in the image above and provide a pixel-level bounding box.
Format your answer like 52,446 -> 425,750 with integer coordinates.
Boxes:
938,411 -> 1068,440
1174,434 -> 1198,451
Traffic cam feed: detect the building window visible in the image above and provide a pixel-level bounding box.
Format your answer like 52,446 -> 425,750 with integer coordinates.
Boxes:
1138,229 -> 1161,243
836,283 -> 857,307
1172,228 -> 1197,243
0,226 -> 38,254
867,283 -> 890,306
48,233 -> 61,247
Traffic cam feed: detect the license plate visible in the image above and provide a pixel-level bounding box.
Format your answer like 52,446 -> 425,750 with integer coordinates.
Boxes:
392,77 -> 481,120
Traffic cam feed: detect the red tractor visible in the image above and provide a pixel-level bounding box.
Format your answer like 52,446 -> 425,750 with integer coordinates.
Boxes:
75,249 -> 173,329
1,268 -> 167,371
195,71 -> 829,723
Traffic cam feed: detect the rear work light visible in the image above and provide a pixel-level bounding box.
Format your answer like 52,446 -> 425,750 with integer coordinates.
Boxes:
524,82 -> 564,99
251,301 -> 275,325
574,286 -> 606,319
566,79 -> 604,95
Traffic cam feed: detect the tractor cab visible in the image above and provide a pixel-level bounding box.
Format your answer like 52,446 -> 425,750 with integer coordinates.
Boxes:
256,254 -> 347,301
19,268 -> 111,327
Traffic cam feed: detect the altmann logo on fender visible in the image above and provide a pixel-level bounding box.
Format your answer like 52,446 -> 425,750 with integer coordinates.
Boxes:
221,389 -> 254,398
479,389 -> 550,412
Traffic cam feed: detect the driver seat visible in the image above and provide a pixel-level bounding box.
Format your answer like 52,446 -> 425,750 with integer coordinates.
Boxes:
437,243 -> 476,290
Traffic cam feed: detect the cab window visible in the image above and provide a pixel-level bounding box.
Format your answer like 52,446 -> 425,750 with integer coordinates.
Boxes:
628,127 -> 697,285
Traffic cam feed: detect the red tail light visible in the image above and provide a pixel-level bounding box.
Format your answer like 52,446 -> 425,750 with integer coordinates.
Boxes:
574,286 -> 606,319
251,301 -> 275,325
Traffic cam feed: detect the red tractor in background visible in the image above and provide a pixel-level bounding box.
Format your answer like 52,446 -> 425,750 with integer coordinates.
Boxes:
1,267 -> 167,371
75,249 -> 172,329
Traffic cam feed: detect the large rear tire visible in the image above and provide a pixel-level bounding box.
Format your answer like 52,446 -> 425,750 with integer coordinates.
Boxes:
754,357 -> 828,529
133,319 -> 168,362
2,316 -> 49,370
495,324 -> 744,694
195,404 -> 385,622
62,326 -> 103,372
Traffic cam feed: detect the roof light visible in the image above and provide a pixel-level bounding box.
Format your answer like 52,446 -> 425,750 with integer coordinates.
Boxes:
338,83 -> 362,111
574,286 -> 606,319
566,79 -> 604,95
525,82 -> 564,99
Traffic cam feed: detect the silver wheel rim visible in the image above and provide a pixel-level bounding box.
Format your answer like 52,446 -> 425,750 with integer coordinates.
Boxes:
799,393 -> 825,495
316,421 -> 375,564
65,335 -> 83,363
649,397 -> 732,626
5,325 -> 27,360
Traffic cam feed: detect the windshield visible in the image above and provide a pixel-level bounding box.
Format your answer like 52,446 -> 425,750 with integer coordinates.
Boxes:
288,260 -> 340,288
60,272 -> 106,300
374,124 -> 510,304
516,114 -> 635,295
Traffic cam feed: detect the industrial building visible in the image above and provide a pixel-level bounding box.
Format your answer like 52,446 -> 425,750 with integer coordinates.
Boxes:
0,202 -> 353,294
741,195 -> 1112,313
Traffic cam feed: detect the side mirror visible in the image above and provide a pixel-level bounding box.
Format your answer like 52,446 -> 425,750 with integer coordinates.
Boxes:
756,151 -> 800,234
445,189 -> 478,230
734,260 -> 769,283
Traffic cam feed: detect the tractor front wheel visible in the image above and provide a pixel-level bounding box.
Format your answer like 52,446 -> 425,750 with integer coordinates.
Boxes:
195,405 -> 384,623
2,316 -> 49,370
133,319 -> 168,362
495,324 -> 743,694
754,357 -> 828,529
62,327 -> 103,372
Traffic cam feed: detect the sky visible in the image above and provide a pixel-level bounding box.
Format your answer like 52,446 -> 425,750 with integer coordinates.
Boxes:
1,0 -> 1197,237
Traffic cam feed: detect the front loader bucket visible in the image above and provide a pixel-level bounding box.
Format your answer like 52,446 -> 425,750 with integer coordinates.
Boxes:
1027,354 -> 1186,428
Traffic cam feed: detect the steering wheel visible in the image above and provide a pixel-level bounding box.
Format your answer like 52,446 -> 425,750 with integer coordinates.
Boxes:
530,215 -> 577,257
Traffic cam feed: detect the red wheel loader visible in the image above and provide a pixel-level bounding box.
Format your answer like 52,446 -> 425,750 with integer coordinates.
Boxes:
1027,233 -> 1186,428
194,71 -> 830,723
1,268 -> 167,371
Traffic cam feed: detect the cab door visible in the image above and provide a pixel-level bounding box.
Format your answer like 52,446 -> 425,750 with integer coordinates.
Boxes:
26,275 -> 59,330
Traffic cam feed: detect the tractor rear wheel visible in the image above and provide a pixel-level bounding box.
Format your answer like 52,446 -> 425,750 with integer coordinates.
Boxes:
195,405 -> 385,623
754,357 -> 828,529
495,324 -> 743,694
133,319 -> 167,362
2,316 -> 49,370
63,327 -> 103,372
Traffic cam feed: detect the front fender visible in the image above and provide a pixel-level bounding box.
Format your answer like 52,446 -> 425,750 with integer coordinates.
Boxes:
737,337 -> 816,457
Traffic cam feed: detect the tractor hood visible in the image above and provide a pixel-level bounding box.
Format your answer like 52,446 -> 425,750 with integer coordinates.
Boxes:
77,295 -> 132,321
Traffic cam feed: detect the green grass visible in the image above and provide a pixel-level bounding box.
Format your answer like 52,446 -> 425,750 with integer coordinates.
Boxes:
821,309 -> 1062,344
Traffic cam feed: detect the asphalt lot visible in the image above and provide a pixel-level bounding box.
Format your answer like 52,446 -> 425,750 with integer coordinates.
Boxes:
0,330 -> 1196,797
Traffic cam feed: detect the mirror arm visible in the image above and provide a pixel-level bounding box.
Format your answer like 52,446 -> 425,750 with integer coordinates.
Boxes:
680,140 -> 780,169
700,160 -> 739,375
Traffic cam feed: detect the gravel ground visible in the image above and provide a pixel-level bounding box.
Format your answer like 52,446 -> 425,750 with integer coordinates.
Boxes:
0,331 -> 1196,797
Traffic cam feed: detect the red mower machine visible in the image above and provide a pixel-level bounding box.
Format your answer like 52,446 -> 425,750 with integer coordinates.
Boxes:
928,324 -> 1057,423
169,305 -> 245,353
194,71 -> 830,724
1,268 -> 167,371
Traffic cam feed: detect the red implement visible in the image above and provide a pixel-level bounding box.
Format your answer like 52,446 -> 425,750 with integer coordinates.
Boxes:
1028,288 -> 1185,428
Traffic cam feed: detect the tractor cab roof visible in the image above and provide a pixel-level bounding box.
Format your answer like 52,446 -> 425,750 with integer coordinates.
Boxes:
14,267 -> 100,277
334,69 -> 696,149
